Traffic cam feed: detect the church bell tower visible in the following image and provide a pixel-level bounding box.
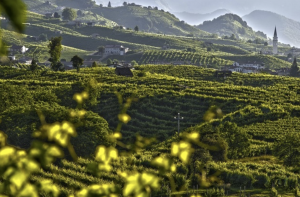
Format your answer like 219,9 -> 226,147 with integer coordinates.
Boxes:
273,26 -> 278,55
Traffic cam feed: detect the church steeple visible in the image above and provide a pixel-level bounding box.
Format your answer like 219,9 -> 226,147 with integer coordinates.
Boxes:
273,26 -> 278,55
274,26 -> 278,38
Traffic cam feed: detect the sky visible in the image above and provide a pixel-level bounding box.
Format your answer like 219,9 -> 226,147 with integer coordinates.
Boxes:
96,0 -> 300,22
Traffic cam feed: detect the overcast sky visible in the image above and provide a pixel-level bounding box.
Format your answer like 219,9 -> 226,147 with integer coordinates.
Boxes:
96,0 -> 300,21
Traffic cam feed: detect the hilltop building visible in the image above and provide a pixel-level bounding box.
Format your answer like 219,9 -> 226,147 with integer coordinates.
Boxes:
104,45 -> 128,55
273,26 -> 278,55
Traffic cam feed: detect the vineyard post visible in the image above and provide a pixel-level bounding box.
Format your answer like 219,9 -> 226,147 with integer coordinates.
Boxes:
174,112 -> 184,133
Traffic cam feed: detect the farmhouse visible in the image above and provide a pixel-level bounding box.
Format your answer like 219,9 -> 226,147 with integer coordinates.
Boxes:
18,56 -> 32,65
275,67 -> 291,76
9,45 -> 28,54
222,62 -> 265,74
67,20 -> 83,26
45,13 -> 54,18
104,45 -> 129,55
8,55 -> 15,61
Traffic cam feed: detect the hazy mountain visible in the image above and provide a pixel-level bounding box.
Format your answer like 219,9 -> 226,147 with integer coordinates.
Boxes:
196,13 -> 267,40
95,0 -> 300,23
243,10 -> 300,47
174,9 -> 231,25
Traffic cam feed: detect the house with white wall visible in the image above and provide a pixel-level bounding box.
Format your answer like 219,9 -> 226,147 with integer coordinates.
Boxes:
104,45 -> 129,55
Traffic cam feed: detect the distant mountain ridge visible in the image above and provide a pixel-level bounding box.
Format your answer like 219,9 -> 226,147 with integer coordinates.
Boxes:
174,9 -> 231,25
196,13 -> 267,40
243,10 -> 300,47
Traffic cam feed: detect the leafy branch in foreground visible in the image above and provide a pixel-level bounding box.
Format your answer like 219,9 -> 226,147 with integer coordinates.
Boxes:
0,87 -> 225,196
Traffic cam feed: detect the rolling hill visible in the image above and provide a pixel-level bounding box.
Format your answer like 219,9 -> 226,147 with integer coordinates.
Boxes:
197,13 -> 267,41
87,5 -> 210,36
174,9 -> 231,25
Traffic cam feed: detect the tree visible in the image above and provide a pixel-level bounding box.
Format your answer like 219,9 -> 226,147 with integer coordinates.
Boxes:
38,33 -> 48,41
62,8 -> 77,21
52,61 -> 65,71
217,122 -> 251,159
108,1 -> 111,7
264,42 -> 268,46
70,55 -> 84,72
98,46 -> 105,54
92,61 -> 97,67
131,60 -> 138,66
107,58 -> 113,65
113,59 -> 119,64
30,58 -> 38,71
77,10 -> 82,17
48,36 -> 62,70
230,34 -> 236,40
123,2 -> 127,6
290,57 -> 299,77
273,132 -> 300,166
54,12 -> 60,18
134,25 -> 139,32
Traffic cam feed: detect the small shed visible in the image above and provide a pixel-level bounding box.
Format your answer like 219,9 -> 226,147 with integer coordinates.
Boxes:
115,67 -> 133,77
45,13 -> 54,18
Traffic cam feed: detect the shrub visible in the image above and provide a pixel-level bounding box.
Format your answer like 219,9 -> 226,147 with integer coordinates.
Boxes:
270,187 -> 278,197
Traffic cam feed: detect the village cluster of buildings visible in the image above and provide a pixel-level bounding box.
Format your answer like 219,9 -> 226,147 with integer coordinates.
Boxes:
221,61 -> 290,76
6,43 -> 130,67
5,26 -> 297,76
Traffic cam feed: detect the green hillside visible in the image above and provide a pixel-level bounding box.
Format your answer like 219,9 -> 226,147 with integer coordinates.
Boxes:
197,13 -> 268,41
88,5 -> 210,37
2,65 -> 300,196
2,1 -> 300,196
138,50 -> 233,67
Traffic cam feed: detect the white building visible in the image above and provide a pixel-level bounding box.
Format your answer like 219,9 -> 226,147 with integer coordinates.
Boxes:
104,45 -> 129,55
9,45 -> 28,54
224,62 -> 265,74
233,62 -> 265,70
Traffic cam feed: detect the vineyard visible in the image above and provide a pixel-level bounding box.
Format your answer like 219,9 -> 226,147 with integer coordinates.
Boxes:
139,50 -> 233,67
1,64 -> 300,196
2,0 -> 300,195
137,51 -> 290,69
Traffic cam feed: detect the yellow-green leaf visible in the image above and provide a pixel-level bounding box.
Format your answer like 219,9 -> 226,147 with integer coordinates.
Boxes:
0,0 -> 26,33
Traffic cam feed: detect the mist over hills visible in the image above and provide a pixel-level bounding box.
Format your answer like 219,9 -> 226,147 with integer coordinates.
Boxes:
174,9 -> 231,25
243,10 -> 300,47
